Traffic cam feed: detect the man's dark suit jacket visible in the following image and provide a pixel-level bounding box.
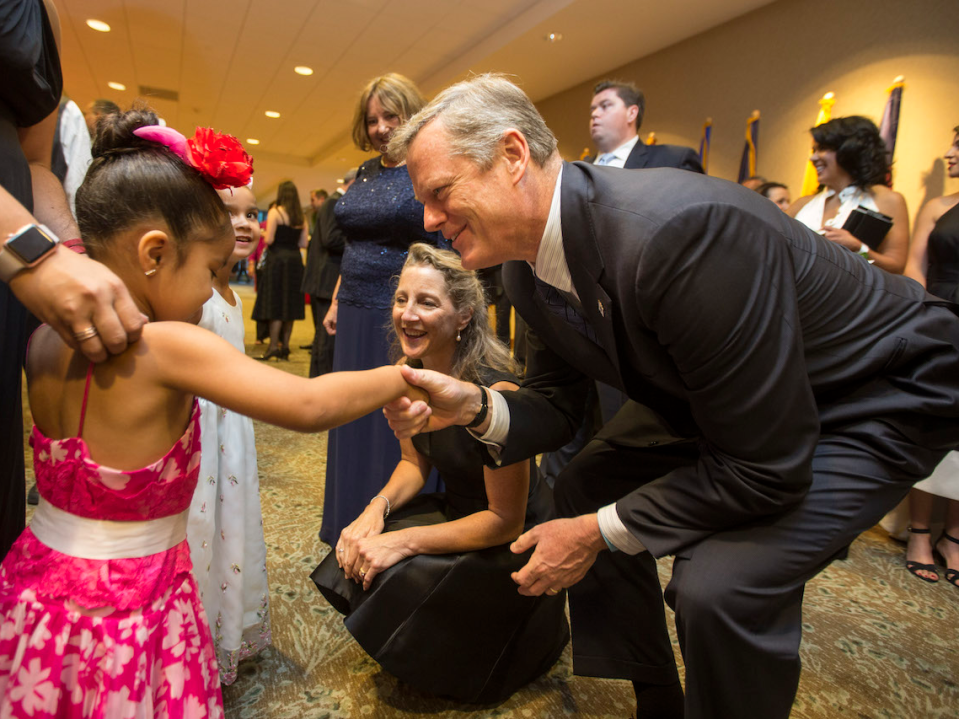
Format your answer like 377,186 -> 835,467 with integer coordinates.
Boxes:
301,190 -> 345,300
591,139 -> 704,173
499,162 -> 959,558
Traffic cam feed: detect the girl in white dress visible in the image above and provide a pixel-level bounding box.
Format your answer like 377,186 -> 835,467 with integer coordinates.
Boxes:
188,184 -> 272,683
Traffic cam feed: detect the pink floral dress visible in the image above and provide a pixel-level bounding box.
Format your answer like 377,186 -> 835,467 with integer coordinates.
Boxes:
0,366 -> 223,718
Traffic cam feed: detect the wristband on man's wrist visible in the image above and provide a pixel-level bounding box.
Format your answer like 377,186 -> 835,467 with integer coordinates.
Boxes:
466,384 -> 489,428
858,242 -> 870,257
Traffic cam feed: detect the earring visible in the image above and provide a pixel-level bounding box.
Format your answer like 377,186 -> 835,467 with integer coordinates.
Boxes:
456,330 -> 462,342
145,268 -> 157,277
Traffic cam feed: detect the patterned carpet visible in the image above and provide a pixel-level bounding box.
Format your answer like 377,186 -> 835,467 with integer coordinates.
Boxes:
22,282 -> 959,718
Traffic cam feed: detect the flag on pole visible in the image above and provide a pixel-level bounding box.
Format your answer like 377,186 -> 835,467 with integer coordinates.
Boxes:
800,92 -> 836,197
698,118 -> 712,174
646,131 -> 658,145
879,76 -> 904,186
737,110 -> 760,184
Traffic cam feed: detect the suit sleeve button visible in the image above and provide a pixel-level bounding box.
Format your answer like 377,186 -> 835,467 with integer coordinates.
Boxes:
648,440 -> 660,446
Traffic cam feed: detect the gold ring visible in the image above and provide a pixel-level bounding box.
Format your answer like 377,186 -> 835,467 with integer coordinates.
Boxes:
73,326 -> 99,342
359,569 -> 366,577
547,587 -> 560,595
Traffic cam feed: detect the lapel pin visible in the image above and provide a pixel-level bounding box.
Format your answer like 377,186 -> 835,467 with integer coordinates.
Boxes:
597,299 -> 605,317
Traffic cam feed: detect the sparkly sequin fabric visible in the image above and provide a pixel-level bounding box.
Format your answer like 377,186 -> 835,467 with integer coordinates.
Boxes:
334,157 -> 448,309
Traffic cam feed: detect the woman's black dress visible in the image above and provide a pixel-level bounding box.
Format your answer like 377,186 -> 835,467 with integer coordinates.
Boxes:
0,0 -> 62,559
311,369 -> 570,704
251,224 -> 305,321
925,202 -> 959,301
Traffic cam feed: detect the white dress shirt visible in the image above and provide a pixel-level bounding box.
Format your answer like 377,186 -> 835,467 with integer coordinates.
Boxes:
594,135 -> 639,169
470,164 -> 646,555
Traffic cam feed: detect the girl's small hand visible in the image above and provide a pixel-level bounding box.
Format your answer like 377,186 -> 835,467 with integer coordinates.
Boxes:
336,506 -> 385,579
821,226 -> 859,250
354,533 -> 414,590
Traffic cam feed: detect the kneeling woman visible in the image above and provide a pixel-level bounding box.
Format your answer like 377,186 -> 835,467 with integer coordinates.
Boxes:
311,244 -> 568,704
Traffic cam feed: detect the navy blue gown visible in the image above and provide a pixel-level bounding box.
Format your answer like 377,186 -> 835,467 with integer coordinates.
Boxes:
319,157 -> 448,545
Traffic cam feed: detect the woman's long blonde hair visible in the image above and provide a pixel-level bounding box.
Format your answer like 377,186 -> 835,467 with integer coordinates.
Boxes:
390,244 -> 517,383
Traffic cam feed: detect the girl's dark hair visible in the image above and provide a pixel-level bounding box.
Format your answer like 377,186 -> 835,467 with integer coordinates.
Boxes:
275,180 -> 304,227
810,115 -> 889,188
76,105 -> 231,263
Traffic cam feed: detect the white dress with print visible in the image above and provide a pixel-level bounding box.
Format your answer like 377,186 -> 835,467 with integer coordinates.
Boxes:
188,288 -> 271,684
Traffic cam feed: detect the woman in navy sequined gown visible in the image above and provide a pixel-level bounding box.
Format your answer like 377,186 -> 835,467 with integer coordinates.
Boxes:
319,74 -> 449,545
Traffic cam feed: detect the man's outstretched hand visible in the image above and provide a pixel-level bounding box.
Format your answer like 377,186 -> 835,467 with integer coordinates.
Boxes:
383,364 -> 484,439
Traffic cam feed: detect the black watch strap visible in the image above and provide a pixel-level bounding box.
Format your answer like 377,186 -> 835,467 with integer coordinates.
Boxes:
466,383 -> 489,429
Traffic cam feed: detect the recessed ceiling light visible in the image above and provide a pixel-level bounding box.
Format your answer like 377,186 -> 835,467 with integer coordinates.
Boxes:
107,82 -> 125,91
86,19 -> 111,32
246,138 -> 260,145
265,110 -> 280,118
294,66 -> 313,76
545,32 -> 563,42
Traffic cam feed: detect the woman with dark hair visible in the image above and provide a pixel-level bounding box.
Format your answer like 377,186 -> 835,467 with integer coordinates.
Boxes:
312,245 -> 568,703
251,180 -> 308,360
789,115 -> 910,274
899,126 -> 959,587
319,74 -> 449,544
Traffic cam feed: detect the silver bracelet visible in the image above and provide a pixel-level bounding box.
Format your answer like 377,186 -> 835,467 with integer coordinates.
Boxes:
371,494 -> 390,518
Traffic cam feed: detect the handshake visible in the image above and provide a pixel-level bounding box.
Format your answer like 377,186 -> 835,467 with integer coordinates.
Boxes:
389,365 -> 490,438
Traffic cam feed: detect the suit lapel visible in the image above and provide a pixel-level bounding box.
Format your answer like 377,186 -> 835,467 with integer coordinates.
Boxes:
624,140 -> 650,169
559,164 -> 622,378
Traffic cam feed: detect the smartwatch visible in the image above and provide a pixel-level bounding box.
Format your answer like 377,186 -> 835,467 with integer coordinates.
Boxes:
0,224 -> 60,283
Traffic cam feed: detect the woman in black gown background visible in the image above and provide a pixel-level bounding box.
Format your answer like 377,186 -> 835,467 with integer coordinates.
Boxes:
901,125 -> 959,587
252,180 -> 307,360
312,244 -> 569,704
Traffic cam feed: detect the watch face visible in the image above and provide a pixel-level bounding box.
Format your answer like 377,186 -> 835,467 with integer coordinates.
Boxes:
7,226 -> 57,263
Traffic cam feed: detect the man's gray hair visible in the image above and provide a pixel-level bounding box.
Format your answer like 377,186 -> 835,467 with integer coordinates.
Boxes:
389,74 -> 557,170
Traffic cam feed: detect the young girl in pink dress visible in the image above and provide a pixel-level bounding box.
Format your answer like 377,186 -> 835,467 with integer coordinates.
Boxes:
0,108 -> 421,718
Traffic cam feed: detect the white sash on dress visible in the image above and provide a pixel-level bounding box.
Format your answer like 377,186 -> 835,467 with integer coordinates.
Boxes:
30,498 -> 188,559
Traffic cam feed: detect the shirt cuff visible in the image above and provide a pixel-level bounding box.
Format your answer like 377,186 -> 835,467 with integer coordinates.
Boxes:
467,388 -> 509,464
597,503 -> 647,555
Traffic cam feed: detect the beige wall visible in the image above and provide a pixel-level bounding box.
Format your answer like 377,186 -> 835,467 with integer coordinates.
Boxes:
536,0 -> 959,220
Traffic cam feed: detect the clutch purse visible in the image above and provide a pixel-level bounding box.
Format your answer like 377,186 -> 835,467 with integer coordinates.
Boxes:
842,206 -> 893,250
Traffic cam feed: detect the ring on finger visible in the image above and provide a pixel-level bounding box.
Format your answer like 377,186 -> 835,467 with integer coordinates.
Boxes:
73,326 -> 99,342
359,569 -> 367,577
337,547 -> 344,553
547,587 -> 560,595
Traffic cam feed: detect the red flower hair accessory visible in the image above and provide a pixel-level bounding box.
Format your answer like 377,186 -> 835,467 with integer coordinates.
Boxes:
132,125 -> 253,190
187,127 -> 254,190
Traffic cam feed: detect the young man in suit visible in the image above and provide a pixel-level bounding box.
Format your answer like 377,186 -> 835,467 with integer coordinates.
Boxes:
383,75 -> 959,719
589,79 -> 703,173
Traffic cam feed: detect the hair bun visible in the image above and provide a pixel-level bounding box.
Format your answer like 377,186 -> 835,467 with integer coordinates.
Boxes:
91,104 -> 161,158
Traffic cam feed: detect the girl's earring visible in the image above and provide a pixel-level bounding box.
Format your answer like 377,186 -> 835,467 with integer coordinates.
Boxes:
145,268 -> 157,277
456,330 -> 462,342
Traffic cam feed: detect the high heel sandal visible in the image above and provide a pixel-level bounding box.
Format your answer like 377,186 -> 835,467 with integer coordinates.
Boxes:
905,526 -> 940,583
935,532 -> 959,588
255,347 -> 282,361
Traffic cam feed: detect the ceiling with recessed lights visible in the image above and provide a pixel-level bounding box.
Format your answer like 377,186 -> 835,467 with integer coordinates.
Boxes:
55,0 -> 776,200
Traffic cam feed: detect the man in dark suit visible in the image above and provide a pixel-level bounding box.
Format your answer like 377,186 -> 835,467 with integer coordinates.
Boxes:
383,76 -> 959,719
302,170 -> 355,377
589,79 -> 703,173
542,79 -> 705,485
